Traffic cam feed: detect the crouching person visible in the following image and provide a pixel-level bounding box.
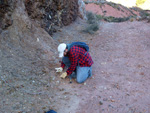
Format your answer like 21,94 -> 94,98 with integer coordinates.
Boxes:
55,42 -> 94,83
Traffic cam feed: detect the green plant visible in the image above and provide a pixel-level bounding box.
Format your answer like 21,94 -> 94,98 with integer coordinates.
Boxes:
84,1 -> 88,4
82,12 -> 99,34
144,12 -> 150,16
86,11 -> 97,24
83,23 -> 99,34
96,14 -> 103,20
139,10 -> 150,18
99,3 -> 103,8
103,16 -> 130,22
107,2 -> 120,11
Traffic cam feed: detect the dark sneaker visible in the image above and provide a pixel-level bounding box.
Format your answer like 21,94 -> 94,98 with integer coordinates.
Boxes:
69,71 -> 76,78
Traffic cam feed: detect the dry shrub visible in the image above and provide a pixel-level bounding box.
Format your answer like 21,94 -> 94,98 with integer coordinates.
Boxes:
82,11 -> 99,34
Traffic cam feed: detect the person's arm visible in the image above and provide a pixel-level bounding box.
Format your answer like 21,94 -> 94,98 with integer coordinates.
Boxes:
61,61 -> 65,69
66,48 -> 79,75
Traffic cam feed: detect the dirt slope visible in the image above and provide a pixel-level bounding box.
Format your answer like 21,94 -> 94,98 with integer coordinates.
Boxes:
0,0 -> 79,112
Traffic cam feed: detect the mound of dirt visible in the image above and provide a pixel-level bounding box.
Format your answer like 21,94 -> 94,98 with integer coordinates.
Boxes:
85,3 -> 140,18
0,0 -> 79,112
84,1 -> 150,22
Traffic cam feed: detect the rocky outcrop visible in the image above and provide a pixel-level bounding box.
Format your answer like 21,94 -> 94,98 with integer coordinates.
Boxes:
25,0 -> 79,35
0,0 -> 79,35
78,0 -> 87,20
0,0 -> 16,30
0,0 -> 56,78
0,0 -> 81,91
0,1 -> 82,112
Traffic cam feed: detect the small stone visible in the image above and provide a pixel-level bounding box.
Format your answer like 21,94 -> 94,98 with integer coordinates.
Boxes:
103,98 -> 108,101
108,104 -> 114,108
110,99 -> 115,102
56,81 -> 59,83
84,82 -> 86,85
49,15 -> 51,19
18,111 -> 22,113
104,87 -> 107,90
59,88 -> 65,91
93,86 -> 96,89
37,38 -> 39,42
136,16 -> 142,21
101,62 -> 106,65
99,101 -> 103,105
52,77 -> 55,81
42,107 -> 46,110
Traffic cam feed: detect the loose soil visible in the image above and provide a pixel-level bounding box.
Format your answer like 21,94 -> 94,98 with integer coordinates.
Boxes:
52,18 -> 150,113
1,2 -> 150,113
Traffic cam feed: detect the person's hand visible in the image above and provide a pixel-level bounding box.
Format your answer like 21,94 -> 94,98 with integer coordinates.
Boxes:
55,67 -> 63,72
60,72 -> 67,79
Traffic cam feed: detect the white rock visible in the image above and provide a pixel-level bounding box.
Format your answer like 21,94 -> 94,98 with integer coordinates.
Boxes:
37,38 -> 39,42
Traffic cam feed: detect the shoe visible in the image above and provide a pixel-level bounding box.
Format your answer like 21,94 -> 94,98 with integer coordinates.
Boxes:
69,71 -> 76,78
88,70 -> 92,78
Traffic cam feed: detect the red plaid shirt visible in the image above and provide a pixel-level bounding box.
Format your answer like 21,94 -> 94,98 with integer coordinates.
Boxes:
61,46 -> 93,75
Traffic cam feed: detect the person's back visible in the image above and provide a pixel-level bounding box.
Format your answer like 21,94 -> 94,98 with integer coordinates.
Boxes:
67,45 -> 93,67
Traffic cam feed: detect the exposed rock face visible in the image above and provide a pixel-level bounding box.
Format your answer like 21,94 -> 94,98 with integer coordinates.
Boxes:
0,0 -> 84,87
0,0 -> 80,71
0,0 -> 80,89
0,0 -> 16,30
0,0 -> 57,78
78,0 -> 87,20
25,0 -> 79,35
0,1 -> 81,112
0,0 -> 79,35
